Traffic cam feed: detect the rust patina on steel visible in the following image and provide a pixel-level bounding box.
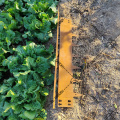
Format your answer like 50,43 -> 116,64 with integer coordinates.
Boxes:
57,18 -> 82,107
53,7 -> 82,108
53,5 -> 59,109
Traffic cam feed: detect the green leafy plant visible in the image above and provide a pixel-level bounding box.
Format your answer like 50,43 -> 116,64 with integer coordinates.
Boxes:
0,0 -> 57,119
1,0 -> 58,43
0,0 -> 57,79
0,42 -> 54,119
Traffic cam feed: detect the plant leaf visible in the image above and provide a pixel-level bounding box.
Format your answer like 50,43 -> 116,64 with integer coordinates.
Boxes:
24,110 -> 36,119
40,88 -> 49,96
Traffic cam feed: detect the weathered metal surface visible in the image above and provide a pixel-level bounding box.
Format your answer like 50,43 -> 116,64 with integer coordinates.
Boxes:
58,18 -> 82,107
53,5 -> 59,109
53,8 -> 82,108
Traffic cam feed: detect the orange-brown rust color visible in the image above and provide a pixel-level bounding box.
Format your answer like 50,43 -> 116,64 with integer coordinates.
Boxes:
53,6 -> 59,109
58,19 -> 81,107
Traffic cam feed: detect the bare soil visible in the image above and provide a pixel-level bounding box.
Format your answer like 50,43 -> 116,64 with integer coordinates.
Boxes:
45,0 -> 120,120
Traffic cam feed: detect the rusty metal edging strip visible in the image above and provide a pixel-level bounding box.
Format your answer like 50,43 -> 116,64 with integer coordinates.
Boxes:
58,18 -> 74,107
53,6 -> 82,108
58,18 -> 82,107
53,5 -> 59,109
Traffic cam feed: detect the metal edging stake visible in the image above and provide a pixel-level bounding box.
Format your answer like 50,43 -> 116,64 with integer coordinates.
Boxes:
53,5 -> 59,109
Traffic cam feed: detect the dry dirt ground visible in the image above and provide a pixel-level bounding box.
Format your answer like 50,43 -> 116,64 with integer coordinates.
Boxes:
45,0 -> 120,120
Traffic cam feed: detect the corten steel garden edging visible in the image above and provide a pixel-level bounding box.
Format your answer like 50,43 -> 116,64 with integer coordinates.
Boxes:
58,18 -> 82,107
53,14 -> 82,108
53,5 -> 59,109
